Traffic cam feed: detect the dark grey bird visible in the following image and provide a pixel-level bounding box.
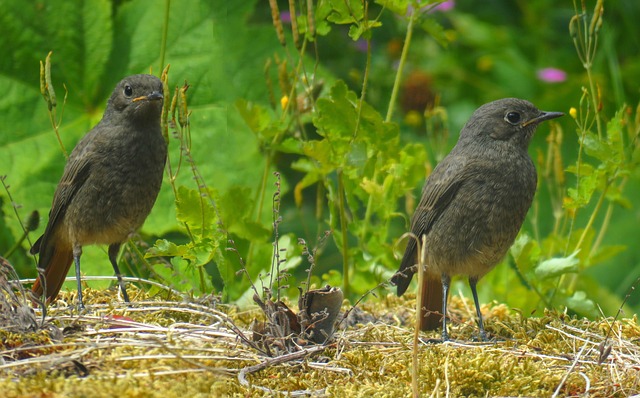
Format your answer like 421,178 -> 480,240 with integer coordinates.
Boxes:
392,98 -> 563,340
31,74 -> 167,308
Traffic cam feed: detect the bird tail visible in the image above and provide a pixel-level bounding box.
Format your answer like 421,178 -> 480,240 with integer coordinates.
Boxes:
31,235 -> 73,304
392,239 -> 418,296
394,240 -> 443,331
419,273 -> 443,331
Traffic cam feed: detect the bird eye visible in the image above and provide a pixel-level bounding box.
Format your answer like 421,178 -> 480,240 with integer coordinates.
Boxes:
505,111 -> 521,125
123,84 -> 133,97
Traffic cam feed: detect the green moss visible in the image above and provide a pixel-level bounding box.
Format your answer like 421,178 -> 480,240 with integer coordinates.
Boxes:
0,289 -> 638,397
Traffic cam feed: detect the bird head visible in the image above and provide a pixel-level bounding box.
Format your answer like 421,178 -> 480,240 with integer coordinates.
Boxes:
105,74 -> 164,124
461,98 -> 563,150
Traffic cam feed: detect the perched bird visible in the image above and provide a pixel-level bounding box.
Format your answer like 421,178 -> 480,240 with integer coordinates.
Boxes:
31,74 -> 167,308
392,98 -> 563,340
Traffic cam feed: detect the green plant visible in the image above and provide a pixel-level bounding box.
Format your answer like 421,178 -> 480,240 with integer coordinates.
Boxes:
508,0 -> 640,317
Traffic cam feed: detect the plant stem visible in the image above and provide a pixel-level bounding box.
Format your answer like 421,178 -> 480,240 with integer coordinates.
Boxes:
159,0 -> 171,72
362,5 -> 417,245
586,67 -> 603,138
337,170 -> 350,297
574,180 -> 609,253
386,7 -> 417,123
591,176 -> 625,258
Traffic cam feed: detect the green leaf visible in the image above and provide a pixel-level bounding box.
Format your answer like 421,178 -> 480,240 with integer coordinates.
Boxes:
175,186 -> 217,239
421,18 -> 450,48
325,0 -> 363,25
534,250 -> 580,280
0,0 -> 267,283
314,81 -> 358,141
565,170 -> 599,209
375,0 -> 409,15
590,244 -> 627,267
236,99 -> 273,135
606,109 -> 624,152
219,187 -> 271,241
565,291 -> 597,316
510,234 -> 541,272
582,131 -> 613,161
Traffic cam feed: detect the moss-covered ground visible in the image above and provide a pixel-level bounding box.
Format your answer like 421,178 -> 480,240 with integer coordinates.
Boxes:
1,287 -> 639,397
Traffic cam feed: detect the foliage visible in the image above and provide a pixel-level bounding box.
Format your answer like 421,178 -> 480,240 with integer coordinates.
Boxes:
0,0 -> 639,322
0,0 -> 247,295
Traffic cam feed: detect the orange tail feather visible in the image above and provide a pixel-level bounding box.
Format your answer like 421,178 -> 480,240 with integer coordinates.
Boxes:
419,274 -> 444,331
32,242 -> 74,304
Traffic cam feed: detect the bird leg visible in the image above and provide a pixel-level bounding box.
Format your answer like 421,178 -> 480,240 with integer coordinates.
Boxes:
468,276 -> 487,341
440,273 -> 451,341
72,244 -> 85,309
108,243 -> 130,303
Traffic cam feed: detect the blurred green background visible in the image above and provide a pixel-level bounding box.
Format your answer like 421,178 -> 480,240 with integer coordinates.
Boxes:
0,0 -> 639,319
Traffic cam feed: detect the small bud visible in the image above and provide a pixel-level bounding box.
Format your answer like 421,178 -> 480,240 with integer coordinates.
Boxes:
589,0 -> 604,36
569,107 -> 578,119
39,61 -> 46,97
569,15 -> 579,39
27,210 -> 40,232
280,95 -> 289,110
44,52 -> 56,109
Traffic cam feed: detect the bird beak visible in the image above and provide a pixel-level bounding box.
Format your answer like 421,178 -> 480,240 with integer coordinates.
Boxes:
523,111 -> 564,127
132,91 -> 164,102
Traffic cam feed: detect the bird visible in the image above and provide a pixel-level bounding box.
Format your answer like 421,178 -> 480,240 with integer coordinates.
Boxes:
31,74 -> 167,308
392,98 -> 563,341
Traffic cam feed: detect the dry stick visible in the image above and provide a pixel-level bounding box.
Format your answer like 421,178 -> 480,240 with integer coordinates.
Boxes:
599,275 -> 640,364
238,345 -> 327,396
552,339 -> 591,397
412,234 -> 427,398
444,354 -> 451,398
148,336 -> 235,377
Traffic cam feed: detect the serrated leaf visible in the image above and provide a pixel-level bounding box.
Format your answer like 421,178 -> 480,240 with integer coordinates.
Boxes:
147,239 -> 187,258
235,99 -> 273,134
565,162 -> 594,176
175,186 -> 217,239
325,0 -> 363,25
565,171 -> 599,209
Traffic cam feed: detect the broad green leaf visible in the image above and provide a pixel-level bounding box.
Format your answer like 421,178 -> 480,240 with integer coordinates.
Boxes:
534,250 -> 580,280
0,0 -> 264,283
219,187 -> 271,242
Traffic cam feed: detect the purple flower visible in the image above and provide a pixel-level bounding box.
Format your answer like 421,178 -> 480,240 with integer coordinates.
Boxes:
280,11 -> 291,24
353,38 -> 369,53
537,67 -> 567,83
432,0 -> 455,12
407,0 -> 454,16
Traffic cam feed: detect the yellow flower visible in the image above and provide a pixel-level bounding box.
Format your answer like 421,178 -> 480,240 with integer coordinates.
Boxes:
280,95 -> 289,110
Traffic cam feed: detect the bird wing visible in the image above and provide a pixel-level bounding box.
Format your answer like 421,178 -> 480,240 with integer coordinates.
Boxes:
31,142 -> 94,258
393,155 -> 467,295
